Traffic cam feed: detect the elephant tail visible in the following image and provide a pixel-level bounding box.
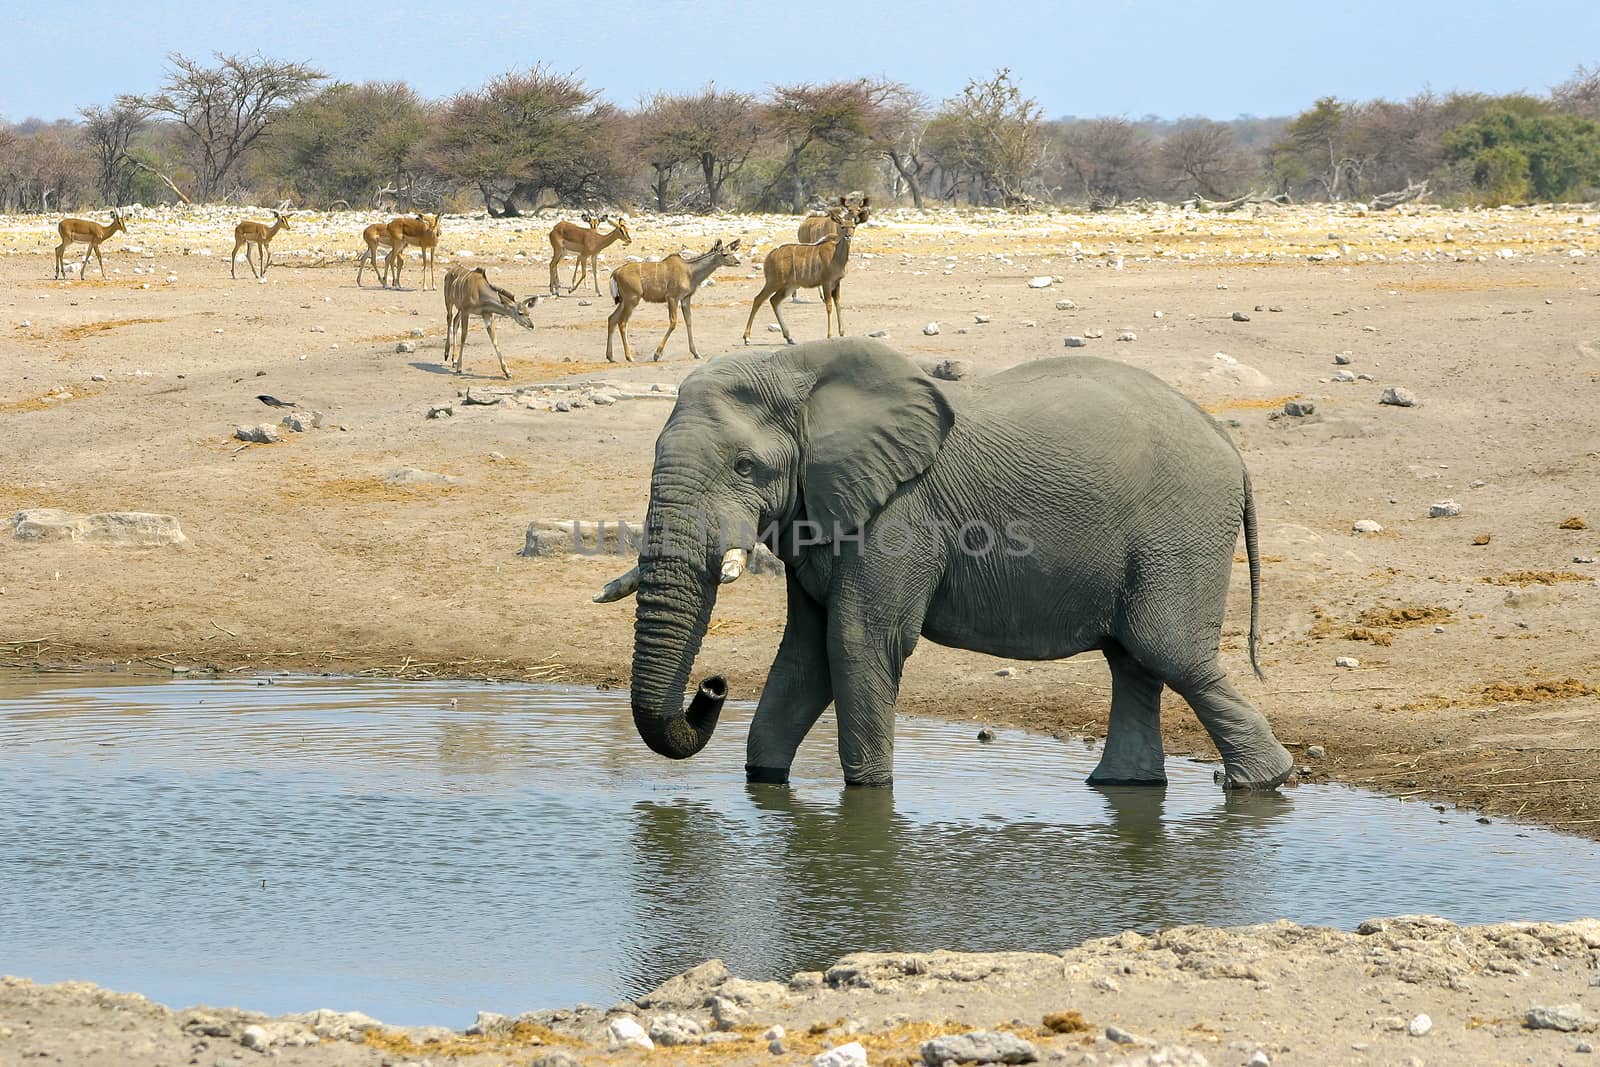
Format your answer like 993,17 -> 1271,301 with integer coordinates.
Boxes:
1243,470 -> 1265,681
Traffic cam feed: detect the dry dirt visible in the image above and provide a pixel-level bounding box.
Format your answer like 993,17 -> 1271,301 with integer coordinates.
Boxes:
5,917 -> 1599,1065
2,201 -> 1599,1059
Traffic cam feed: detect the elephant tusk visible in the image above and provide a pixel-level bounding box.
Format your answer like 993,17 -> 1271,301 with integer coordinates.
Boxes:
593,563 -> 640,603
719,548 -> 748,584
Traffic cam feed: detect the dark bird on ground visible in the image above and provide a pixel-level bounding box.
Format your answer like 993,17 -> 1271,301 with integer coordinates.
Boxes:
256,394 -> 297,408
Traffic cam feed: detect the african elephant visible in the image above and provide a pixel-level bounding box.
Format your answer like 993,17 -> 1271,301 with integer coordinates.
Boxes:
596,339 -> 1294,791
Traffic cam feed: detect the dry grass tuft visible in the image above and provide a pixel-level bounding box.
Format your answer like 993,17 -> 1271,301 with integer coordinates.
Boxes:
1357,605 -> 1454,628
1559,516 -> 1589,530
1482,570 -> 1590,586
53,317 -> 165,341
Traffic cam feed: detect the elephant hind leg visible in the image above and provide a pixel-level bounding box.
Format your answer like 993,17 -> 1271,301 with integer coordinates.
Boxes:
1087,643 -> 1168,786
1166,662 -> 1293,790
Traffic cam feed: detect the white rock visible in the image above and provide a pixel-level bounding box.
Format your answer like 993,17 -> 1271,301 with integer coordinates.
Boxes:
1027,276 -> 1053,288
1526,1004 -> 1589,1031
974,314 -> 991,324
1248,1052 -> 1271,1067
920,1030 -> 1039,1065
1055,299 -> 1076,310
1380,386 -> 1419,407
397,341 -> 416,354
1065,337 -> 1086,348
1408,1013 -> 1432,1036
648,1013 -> 705,1046
1333,369 -> 1356,382
234,424 -> 280,444
1352,519 -> 1382,534
814,1041 -> 868,1067
607,1016 -> 653,1051
923,322 -> 941,336
1335,656 -> 1361,669
1106,1025 -> 1143,1045
1117,331 -> 1137,342
240,1025 -> 270,1051
1429,499 -> 1461,518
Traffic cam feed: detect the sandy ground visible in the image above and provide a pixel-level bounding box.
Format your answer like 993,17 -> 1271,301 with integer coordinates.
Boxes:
4,917 -> 1598,1065
2,201 -> 1599,1061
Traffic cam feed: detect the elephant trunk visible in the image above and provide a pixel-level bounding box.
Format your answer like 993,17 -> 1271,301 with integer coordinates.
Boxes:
630,532 -> 726,760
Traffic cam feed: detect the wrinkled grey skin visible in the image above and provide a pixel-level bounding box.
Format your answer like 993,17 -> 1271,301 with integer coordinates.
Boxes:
626,339 -> 1294,790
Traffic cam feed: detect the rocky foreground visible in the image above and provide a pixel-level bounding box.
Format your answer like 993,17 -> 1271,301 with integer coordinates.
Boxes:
4,917 -> 1597,1066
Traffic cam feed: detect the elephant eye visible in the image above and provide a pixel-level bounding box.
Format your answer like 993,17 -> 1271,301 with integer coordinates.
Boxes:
733,456 -> 756,477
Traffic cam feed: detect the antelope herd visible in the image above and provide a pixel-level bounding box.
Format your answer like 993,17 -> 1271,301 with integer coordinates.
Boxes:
44,196 -> 869,371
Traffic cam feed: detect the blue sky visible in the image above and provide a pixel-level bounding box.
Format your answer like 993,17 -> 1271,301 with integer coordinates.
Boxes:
7,1 -> 1598,122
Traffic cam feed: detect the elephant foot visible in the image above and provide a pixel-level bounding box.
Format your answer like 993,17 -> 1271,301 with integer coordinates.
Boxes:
843,776 -> 893,789
745,764 -> 790,785
1217,743 -> 1296,791
1086,772 -> 1168,787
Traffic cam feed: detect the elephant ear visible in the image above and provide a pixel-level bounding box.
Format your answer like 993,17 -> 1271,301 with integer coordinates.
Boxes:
777,341 -> 954,536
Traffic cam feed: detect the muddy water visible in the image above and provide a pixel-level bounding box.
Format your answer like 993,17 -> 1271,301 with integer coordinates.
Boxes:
3,672 -> 1598,1026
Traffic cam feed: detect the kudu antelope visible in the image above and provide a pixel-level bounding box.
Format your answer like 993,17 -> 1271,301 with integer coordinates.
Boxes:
796,196 -> 869,303
442,264 -> 540,379
54,209 -> 128,280
548,215 -> 631,296
230,209 -> 291,279
606,238 -> 741,363
742,207 -> 858,345
357,213 -> 439,289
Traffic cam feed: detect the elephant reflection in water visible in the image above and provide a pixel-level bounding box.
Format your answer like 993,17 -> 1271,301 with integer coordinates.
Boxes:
620,782 -> 1291,992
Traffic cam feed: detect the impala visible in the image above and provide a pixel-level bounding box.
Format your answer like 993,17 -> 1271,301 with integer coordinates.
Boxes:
356,213 -> 439,289
230,209 -> 290,279
742,207 -> 857,344
442,265 -> 540,379
548,215 -> 631,296
54,209 -> 127,280
606,238 -> 741,363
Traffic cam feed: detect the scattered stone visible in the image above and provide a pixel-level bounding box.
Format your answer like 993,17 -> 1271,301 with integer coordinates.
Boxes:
1334,351 -> 1354,365
1307,744 -> 1327,760
923,322 -> 941,336
1576,555 -> 1598,564
1333,369 -> 1356,382
230,420 -> 283,444
577,299 -> 593,306
868,329 -> 890,338
921,1030 -> 1039,1065
554,400 -> 572,412
1020,319 -> 1037,328
1113,1049 -> 1210,1067
607,1017 -> 653,1051
240,1025 -> 269,1051
426,403 -> 452,419
1084,328 -> 1104,339
91,373 -> 107,382
1408,1014 -> 1432,1037
1283,399 -> 1316,417
396,341 -> 416,354
1352,519 -> 1382,534
408,327 -> 424,337
1577,1039 -> 1594,1053
766,1025 -> 787,1054
1055,299 -> 1076,310
1248,1052 -> 1271,1067
922,359 -> 972,381
1380,386 -> 1419,407
994,667 -> 1016,677
1473,533 -> 1492,546
1064,336 -> 1087,348
1153,310 -> 1165,318
13,509 -> 187,547
1429,499 -> 1461,518
710,996 -> 748,1030
1093,975 -> 1121,992
649,1013 -> 705,1046
1117,331 -> 1137,342
974,314 -> 991,324
1335,656 -> 1361,668
281,412 -> 315,433
977,728 -> 997,742
1526,1004 -> 1589,1031
1028,276 -> 1053,288
1106,1025 -> 1143,1045
467,1011 -> 513,1035
815,1041 -> 868,1067
1232,311 -> 1251,322
384,467 -> 463,488
529,1053 -> 580,1067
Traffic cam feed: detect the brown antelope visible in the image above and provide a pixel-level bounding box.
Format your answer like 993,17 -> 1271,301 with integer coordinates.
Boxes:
606,238 -> 741,363
796,196 -> 869,303
442,264 -> 540,379
742,207 -> 858,345
548,215 -> 631,296
54,209 -> 128,280
356,213 -> 439,289
387,212 -> 443,291
230,209 -> 290,279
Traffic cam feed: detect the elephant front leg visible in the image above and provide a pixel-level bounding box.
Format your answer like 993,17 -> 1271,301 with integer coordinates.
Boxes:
827,600 -> 921,788
1087,644 -> 1168,786
746,577 -> 833,784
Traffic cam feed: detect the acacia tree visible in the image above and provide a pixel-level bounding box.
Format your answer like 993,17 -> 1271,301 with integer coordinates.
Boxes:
1272,97 -> 1369,200
79,103 -> 147,205
1553,64 -> 1600,121
1057,118 -> 1151,206
930,69 -> 1047,207
762,80 -> 880,211
270,81 -> 433,207
426,67 -> 626,215
866,80 -> 930,208
121,53 -> 324,202
633,85 -> 763,211
1159,118 -> 1248,198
